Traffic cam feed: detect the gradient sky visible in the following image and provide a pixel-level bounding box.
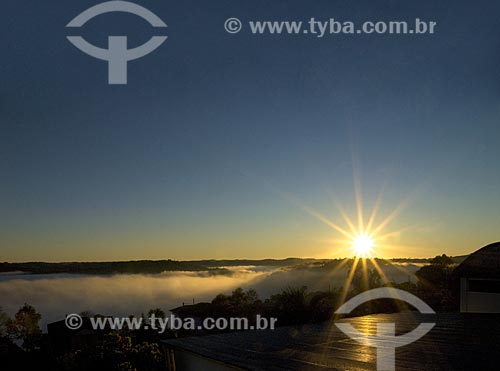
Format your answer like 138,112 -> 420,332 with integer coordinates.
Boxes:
1,0 -> 500,262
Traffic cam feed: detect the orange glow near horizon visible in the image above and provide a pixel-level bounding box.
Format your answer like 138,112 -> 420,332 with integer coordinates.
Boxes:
281,168 -> 426,304
291,188 -> 410,260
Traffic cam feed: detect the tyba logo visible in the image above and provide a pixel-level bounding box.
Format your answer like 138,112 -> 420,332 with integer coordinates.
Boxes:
335,288 -> 435,371
66,1 -> 167,84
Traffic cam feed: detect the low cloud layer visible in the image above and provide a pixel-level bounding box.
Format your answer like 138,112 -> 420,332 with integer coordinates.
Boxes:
0,263 -> 421,330
0,269 -> 269,329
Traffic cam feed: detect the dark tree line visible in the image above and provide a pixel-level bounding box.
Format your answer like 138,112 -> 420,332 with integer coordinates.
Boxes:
0,260 -> 213,275
0,258 -> 317,275
175,255 -> 460,327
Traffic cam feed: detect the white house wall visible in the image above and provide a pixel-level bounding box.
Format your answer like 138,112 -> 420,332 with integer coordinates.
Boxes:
461,278 -> 500,313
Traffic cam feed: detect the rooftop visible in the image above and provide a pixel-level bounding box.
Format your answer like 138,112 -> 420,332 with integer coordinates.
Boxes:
454,242 -> 500,279
164,312 -> 500,371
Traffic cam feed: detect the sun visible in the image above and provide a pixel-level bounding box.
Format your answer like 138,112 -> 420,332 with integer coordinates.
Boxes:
352,234 -> 374,257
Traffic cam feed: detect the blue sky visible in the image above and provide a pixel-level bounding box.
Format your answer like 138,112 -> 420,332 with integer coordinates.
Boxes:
1,0 -> 500,261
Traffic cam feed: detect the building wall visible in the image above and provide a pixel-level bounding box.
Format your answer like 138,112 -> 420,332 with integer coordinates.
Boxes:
461,278 -> 500,313
172,349 -> 242,371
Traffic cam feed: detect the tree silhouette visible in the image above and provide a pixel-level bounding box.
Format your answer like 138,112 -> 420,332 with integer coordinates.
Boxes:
0,306 -> 10,338
147,308 -> 166,319
349,265 -> 382,295
8,303 -> 41,351
269,286 -> 308,325
431,254 -> 453,266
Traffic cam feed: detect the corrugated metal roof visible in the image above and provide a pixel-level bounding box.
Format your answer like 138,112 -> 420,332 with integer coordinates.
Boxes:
163,312 -> 500,370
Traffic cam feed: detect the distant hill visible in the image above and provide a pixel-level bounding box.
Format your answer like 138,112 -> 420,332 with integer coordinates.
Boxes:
390,255 -> 469,265
191,258 -> 316,267
0,260 -> 210,275
0,258 -> 312,275
0,255 -> 468,275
